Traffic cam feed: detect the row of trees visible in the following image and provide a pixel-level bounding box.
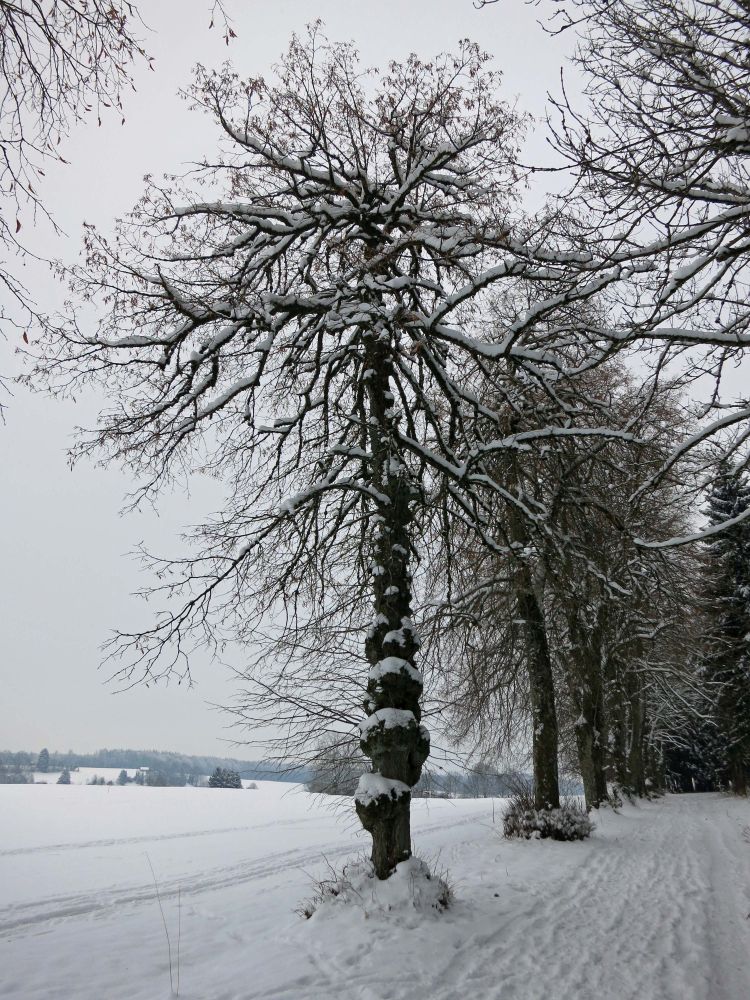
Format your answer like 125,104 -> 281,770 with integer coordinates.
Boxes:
6,2 -> 750,877
306,751 -> 565,800
1,763 -> 250,787
24,747 -> 304,780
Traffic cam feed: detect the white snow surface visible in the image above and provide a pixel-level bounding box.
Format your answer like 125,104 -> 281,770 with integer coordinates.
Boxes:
1,786 -> 749,1000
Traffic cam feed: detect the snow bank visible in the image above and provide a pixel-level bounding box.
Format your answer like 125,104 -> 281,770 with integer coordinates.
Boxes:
303,855 -> 452,923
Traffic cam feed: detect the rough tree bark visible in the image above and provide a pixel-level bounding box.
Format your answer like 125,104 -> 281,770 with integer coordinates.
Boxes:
507,493 -> 560,811
627,670 -> 647,797
518,585 -> 560,810
355,332 -> 429,878
568,612 -> 609,808
730,753 -> 748,796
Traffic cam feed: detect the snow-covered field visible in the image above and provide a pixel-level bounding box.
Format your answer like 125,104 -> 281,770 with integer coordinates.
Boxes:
30,768 -> 260,788
1,785 -> 749,1000
32,767 -> 140,785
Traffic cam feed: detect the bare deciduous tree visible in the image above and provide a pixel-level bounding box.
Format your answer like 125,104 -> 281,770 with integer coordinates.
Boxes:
0,1 -> 147,326
548,0 -> 750,497
30,29 -> 609,878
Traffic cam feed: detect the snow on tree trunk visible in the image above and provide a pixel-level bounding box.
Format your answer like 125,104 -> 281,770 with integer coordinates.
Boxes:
607,667 -> 630,790
355,333 -> 429,879
644,733 -> 664,795
517,586 -> 560,811
593,726 -> 609,805
507,480 -> 560,812
627,672 -> 647,798
574,711 -> 608,809
575,721 -> 597,810
568,616 -> 609,809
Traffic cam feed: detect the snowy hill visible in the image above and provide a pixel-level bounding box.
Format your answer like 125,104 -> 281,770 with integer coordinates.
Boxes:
1,786 -> 748,999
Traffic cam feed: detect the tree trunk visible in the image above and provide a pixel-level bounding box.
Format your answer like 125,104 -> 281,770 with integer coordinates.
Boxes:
606,665 -> 630,790
574,719 -> 597,809
517,586 -> 560,810
627,673 -> 647,797
505,482 -> 560,812
644,735 -> 664,796
574,695 -> 608,809
355,332 -> 429,879
730,752 -> 747,796
592,673 -> 609,805
568,615 -> 609,809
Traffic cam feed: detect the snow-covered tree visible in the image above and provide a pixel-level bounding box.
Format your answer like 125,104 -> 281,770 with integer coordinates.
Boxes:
553,379 -> 700,802
538,0 -> 750,503
28,27 -> 644,878
56,767 -> 70,784
700,462 -> 750,793
36,747 -> 49,772
428,349 -> 700,808
208,767 -> 242,789
0,1 -> 147,347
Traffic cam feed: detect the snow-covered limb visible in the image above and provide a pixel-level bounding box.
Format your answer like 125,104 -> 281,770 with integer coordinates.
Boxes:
354,772 -> 411,807
541,0 -> 750,504
359,709 -> 419,737
368,657 -> 423,685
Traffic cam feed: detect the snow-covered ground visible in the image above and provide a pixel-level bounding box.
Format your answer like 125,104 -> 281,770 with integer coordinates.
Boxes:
1,785 -> 748,1000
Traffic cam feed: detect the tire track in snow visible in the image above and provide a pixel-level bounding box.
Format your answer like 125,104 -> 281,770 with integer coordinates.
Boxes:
0,815 -> 315,857
0,811 -> 480,939
0,841 -> 355,937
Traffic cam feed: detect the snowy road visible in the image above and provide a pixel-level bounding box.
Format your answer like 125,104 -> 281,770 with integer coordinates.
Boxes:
0,787 -> 748,1000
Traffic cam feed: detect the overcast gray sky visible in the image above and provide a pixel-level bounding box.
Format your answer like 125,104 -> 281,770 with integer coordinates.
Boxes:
0,0 -> 575,757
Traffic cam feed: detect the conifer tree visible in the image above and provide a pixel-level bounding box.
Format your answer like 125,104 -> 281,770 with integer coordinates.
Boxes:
57,768 -> 71,785
208,767 -> 242,789
37,748 -> 49,773
701,463 -> 750,794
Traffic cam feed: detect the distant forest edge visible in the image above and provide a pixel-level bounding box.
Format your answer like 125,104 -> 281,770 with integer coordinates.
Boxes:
0,747 -> 582,798
0,748 -> 312,784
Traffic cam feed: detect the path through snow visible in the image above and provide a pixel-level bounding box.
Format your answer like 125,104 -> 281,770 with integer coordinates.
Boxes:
420,794 -> 750,1000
